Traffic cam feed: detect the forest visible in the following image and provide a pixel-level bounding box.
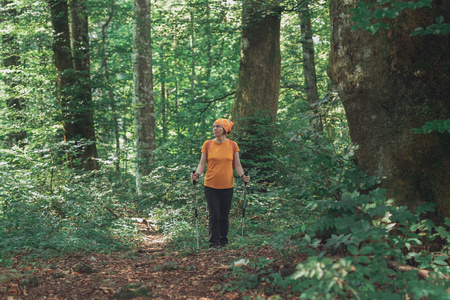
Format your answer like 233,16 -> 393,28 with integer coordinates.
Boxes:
0,0 -> 449,298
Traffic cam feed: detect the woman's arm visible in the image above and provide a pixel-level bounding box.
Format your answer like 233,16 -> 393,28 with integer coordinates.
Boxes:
234,152 -> 250,183
191,153 -> 207,181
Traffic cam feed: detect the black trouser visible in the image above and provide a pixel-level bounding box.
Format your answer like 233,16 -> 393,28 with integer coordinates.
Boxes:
204,186 -> 233,248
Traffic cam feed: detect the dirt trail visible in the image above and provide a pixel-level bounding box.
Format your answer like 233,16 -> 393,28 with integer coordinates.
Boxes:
0,232 -> 288,299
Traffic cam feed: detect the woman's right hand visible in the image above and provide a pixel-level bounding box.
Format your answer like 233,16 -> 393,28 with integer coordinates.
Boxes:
241,174 -> 250,183
191,172 -> 200,181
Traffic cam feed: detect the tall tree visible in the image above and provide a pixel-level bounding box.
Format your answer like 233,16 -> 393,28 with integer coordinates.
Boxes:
47,0 -> 99,170
231,0 -> 281,163
201,0 -> 212,139
69,0 -> 99,170
298,0 -> 323,132
328,0 -> 450,218
99,0 -> 120,176
132,0 -> 156,191
159,44 -> 168,144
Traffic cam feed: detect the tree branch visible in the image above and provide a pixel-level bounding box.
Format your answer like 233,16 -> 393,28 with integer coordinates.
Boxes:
387,261 -> 449,280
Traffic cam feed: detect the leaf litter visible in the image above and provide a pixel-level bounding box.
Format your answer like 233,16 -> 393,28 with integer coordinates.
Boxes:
0,231 -> 294,299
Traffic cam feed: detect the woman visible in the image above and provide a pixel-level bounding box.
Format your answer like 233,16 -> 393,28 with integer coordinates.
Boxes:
191,118 -> 250,249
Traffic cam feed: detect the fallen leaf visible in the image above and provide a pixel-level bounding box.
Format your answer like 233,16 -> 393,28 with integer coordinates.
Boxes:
99,286 -> 115,293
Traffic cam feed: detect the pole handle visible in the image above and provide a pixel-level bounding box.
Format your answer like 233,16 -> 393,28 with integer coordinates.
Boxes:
192,170 -> 197,186
244,170 -> 248,186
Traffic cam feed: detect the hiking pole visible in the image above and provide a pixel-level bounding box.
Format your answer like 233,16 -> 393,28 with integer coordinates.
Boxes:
192,171 -> 199,251
241,170 -> 248,237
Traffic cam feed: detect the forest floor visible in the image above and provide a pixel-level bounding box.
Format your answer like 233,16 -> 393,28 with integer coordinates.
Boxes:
0,220 -> 305,300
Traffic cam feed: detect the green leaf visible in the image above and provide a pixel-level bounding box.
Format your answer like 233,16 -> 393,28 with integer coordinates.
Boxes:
414,119 -> 450,134
304,234 -> 311,243
359,245 -> 374,255
357,256 -> 371,264
414,202 -> 436,214
433,256 -> 448,266
348,244 -> 358,255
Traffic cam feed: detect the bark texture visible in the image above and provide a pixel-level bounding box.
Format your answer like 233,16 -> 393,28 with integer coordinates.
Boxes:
298,0 -> 323,131
69,0 -> 99,170
48,0 -> 98,170
133,0 -> 156,190
328,0 -> 450,218
231,0 -> 281,162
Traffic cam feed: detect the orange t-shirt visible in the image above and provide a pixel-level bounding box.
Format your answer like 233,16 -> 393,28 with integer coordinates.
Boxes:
202,139 -> 239,189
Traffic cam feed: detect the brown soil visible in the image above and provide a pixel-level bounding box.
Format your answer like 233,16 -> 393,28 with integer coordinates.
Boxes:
0,232 -> 302,300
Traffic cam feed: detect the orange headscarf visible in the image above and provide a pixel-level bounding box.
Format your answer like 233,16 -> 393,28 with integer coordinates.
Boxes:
214,118 -> 234,135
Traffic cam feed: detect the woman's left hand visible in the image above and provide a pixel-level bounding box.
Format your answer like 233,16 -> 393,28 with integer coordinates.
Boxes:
241,175 -> 250,183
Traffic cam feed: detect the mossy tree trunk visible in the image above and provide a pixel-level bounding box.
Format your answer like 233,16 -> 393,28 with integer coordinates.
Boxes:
231,0 -> 281,165
328,0 -> 450,219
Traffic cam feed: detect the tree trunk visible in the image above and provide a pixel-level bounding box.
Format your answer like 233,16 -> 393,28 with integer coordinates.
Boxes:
298,0 -> 323,132
101,0 -> 120,177
231,0 -> 281,163
47,0 -> 75,165
173,23 -> 180,136
47,0 -> 72,94
190,7 -> 196,106
48,0 -> 99,170
69,0 -> 99,170
204,0 -> 212,83
133,0 -> 156,192
328,0 -> 450,219
160,50 -> 167,143
202,0 -> 212,139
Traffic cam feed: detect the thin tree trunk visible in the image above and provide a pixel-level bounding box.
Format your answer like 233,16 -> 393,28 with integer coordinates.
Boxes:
133,0 -> 156,192
298,0 -> 323,132
161,80 -> 167,143
202,0 -> 212,139
160,48 -> 167,143
190,7 -> 195,106
205,0 -> 212,82
100,0 -> 120,177
173,23 -> 180,136
123,115 -> 129,174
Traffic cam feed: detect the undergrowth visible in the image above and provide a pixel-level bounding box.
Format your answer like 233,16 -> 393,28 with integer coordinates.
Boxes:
1,121 -> 449,299
215,127 -> 450,299
0,145 -> 139,266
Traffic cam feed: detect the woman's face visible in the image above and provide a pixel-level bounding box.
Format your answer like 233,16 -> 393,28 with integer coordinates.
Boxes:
213,123 -> 225,137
